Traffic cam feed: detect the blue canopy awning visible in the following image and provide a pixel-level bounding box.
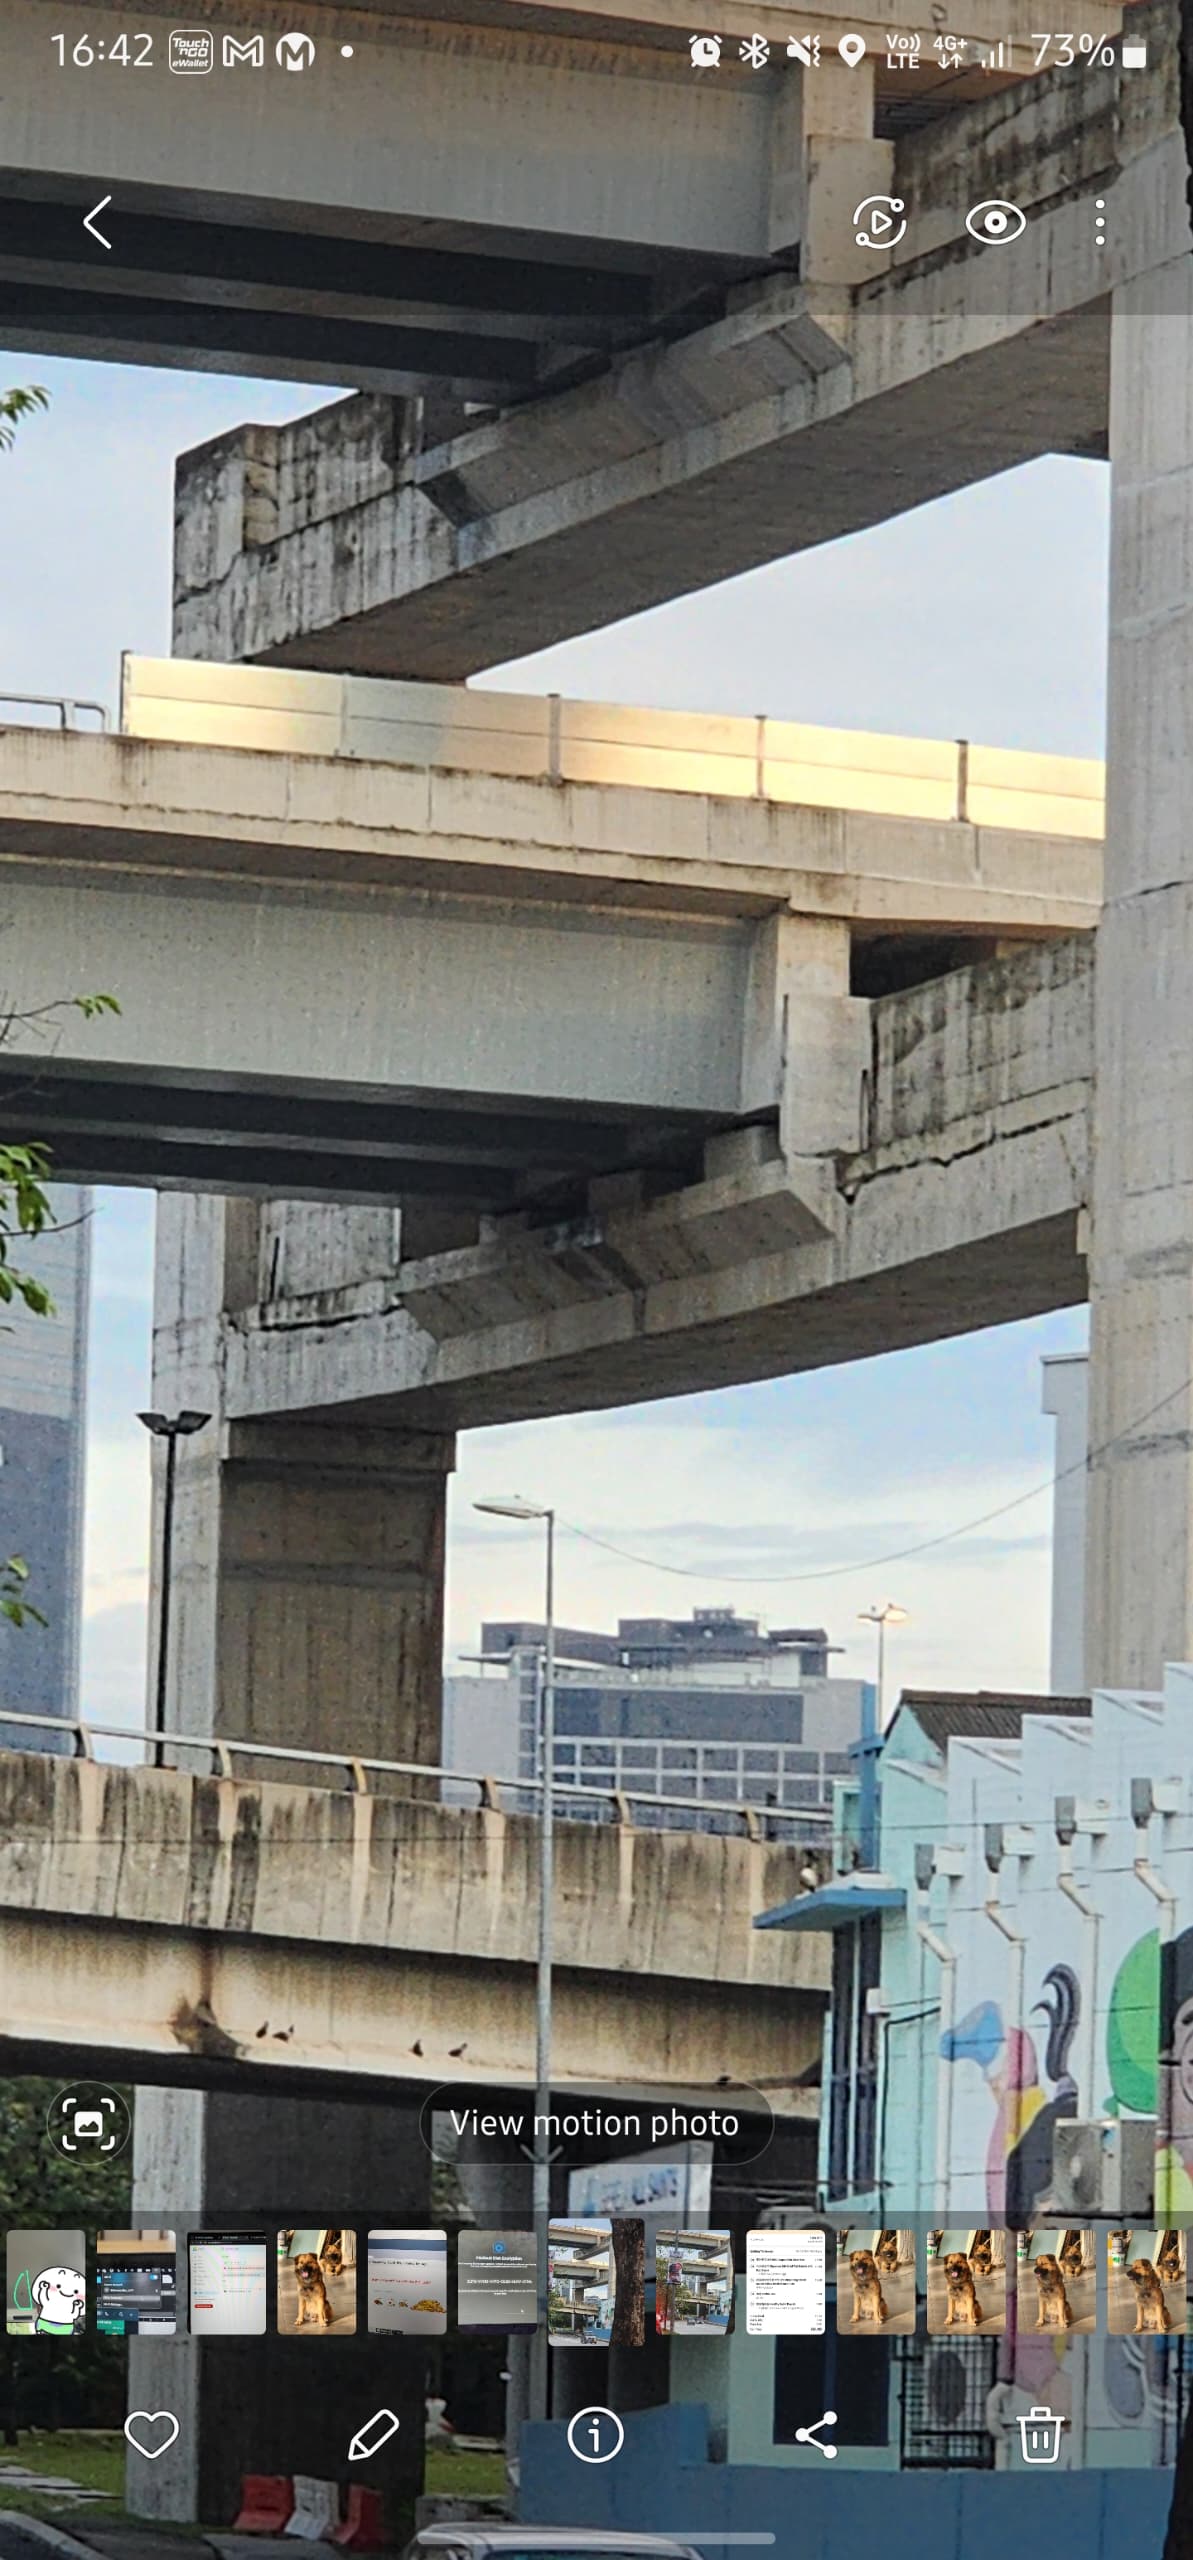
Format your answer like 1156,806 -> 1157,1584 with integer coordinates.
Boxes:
753,1874 -> 906,1932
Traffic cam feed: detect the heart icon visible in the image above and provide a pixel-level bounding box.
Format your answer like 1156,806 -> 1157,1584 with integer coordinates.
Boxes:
124,2410 -> 180,2461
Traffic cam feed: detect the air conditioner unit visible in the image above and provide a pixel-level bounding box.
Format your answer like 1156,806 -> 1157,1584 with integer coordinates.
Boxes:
1052,2117 -> 1156,2216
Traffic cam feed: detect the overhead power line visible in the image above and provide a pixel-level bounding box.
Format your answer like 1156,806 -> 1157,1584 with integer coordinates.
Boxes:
551,1367 -> 1193,1588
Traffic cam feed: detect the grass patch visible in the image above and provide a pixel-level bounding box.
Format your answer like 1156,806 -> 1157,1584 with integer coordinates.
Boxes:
0,2431 -> 506,2533
0,2427 -> 123,2516
424,2447 -> 506,2498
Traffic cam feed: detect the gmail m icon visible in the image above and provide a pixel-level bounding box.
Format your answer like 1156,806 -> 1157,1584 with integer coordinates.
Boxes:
223,33 -> 265,67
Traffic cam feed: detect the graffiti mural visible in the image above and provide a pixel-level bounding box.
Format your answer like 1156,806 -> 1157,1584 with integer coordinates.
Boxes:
940,1964 -> 1080,2220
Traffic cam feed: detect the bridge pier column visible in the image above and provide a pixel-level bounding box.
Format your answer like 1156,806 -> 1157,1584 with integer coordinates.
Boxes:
1087,252 -> 1193,1687
129,2089 -> 431,2527
131,1199 -> 455,2522
151,1195 -> 455,1768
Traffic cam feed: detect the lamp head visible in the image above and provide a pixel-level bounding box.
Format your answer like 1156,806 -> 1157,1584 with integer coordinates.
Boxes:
473,1495 -> 550,1522
138,1408 -> 211,1439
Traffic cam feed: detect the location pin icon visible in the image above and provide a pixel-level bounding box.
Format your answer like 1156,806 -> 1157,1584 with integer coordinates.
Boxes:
838,32 -> 867,64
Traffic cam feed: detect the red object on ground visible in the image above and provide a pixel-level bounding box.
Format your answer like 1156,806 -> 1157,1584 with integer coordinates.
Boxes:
233,2475 -> 296,2532
331,2487 -> 386,2550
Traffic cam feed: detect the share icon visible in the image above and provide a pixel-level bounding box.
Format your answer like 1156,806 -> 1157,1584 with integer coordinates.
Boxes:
795,2409 -> 838,2459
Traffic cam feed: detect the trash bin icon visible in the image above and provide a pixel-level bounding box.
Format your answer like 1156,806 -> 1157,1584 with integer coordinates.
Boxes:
1017,2405 -> 1064,2465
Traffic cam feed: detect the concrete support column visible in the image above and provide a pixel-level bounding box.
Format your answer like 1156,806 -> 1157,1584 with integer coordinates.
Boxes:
166,1416 -> 454,1766
151,1196 -> 455,1766
131,1197 -> 453,2522
1087,254 -> 1193,1687
129,2092 -> 431,2527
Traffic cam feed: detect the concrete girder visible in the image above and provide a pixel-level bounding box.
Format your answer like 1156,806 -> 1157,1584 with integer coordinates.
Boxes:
1,1 -> 785,260
0,0 -> 800,402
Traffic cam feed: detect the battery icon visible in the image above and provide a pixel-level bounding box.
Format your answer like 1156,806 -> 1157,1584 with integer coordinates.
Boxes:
1121,40 -> 1147,67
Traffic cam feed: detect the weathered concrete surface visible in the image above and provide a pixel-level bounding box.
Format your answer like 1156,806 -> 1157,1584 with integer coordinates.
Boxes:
0,696 -> 1099,1203
168,41 -> 1159,675
152,1422 -> 453,1764
153,935 -> 1093,1433
0,1748 -> 827,2095
1085,256 -> 1193,1690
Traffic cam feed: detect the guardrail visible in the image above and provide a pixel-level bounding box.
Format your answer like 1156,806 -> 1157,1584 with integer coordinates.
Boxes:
0,1709 -> 831,1840
0,692 -> 108,731
119,655 -> 1104,840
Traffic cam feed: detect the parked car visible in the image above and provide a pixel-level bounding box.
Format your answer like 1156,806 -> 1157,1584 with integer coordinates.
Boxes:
401,2532 -> 702,2560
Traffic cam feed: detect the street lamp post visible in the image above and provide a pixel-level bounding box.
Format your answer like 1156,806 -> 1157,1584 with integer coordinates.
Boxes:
138,1409 -> 211,1768
473,1495 -> 555,2416
858,1599 -> 909,1730
856,1602 -> 908,1867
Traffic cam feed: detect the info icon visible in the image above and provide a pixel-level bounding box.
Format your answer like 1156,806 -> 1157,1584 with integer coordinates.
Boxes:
47,2082 -> 132,2163
566,2408 -> 624,2465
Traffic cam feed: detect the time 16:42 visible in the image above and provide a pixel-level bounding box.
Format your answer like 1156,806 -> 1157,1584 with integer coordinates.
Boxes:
52,33 -> 155,66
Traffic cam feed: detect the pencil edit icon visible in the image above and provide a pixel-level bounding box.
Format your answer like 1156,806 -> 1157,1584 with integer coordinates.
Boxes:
348,2410 -> 400,2461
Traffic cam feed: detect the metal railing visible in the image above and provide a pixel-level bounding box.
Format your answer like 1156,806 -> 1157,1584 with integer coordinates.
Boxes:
0,1708 -> 831,1840
0,692 -> 108,731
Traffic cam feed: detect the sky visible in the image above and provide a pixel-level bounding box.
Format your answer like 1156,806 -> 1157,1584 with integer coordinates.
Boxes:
0,356 -> 1107,1727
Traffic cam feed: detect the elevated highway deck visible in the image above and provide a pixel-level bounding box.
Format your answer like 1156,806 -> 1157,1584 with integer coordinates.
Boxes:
0,1741 -> 827,2100
0,658 -> 1099,1207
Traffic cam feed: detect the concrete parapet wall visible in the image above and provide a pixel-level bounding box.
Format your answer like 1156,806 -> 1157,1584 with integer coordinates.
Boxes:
861,936 -> 1094,1156
0,1747 -> 825,1992
121,654 -> 1104,838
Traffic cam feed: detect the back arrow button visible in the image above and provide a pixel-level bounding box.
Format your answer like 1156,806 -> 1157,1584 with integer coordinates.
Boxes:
84,196 -> 112,250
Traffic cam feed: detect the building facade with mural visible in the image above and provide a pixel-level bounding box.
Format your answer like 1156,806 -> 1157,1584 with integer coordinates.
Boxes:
521,1672 -> 1193,2535
753,1668 -> 1193,2476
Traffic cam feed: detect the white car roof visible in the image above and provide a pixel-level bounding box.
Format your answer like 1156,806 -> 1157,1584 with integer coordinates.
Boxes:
414,2535 -> 699,2555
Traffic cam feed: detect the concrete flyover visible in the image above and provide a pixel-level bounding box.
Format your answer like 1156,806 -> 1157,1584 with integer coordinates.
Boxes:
0,1745 -> 827,2101
0,656 -> 1099,1205
187,931 -> 1094,1433
0,0 -> 1134,408
166,23 -> 1160,675
0,0 -> 794,399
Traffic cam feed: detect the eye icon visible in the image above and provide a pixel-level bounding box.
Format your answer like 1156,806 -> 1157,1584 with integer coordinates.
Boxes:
965,199 -> 1026,245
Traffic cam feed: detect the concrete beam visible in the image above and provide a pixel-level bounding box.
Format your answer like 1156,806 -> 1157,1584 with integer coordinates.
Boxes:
1,2 -> 786,261
0,1750 -> 827,2095
159,936 -> 1093,1432
0,0 -> 805,401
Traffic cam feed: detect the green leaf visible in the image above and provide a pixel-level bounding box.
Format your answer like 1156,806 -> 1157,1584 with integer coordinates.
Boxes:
0,384 -> 49,452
